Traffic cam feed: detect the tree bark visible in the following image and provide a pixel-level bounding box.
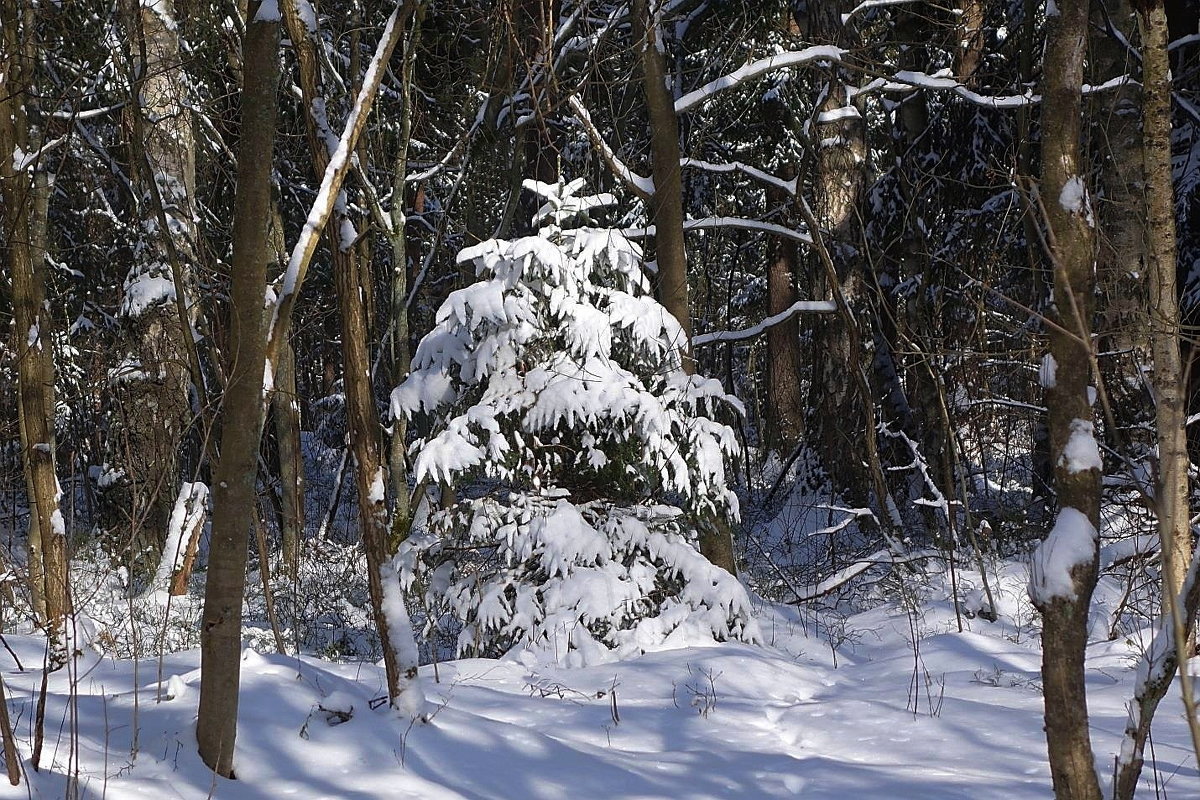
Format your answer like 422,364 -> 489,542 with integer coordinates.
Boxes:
387,7 -> 423,527
264,163 -> 304,581
1136,0 -> 1193,629
632,0 -> 692,367
954,0 -> 986,85
1032,1 -> 1103,797
281,0 -> 422,706
272,339 -> 304,579
1092,0 -> 1152,457
111,0 -> 201,573
629,0 -> 736,573
1112,2 -> 1200,793
802,0 -> 872,505
766,183 -> 806,454
1,1 -> 70,662
196,5 -> 281,777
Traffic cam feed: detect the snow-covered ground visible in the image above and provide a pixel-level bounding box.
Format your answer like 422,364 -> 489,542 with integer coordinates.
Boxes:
0,565 -> 1197,799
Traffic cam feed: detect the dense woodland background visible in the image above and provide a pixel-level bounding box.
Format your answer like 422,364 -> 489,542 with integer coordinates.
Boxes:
3,0 -> 1200,795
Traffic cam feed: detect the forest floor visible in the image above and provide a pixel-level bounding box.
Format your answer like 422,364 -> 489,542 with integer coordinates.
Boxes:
0,564 -> 1196,799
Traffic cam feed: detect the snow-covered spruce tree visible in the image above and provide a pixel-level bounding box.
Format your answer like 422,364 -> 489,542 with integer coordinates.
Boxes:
392,179 -> 758,662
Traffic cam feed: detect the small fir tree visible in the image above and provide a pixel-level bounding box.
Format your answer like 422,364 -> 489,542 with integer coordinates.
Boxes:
393,179 -> 758,662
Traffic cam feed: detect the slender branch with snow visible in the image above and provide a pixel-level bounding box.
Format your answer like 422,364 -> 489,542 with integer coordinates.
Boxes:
670,40 -> 1131,118
266,0 -> 412,364
679,158 -> 797,195
566,94 -> 654,200
693,300 -> 837,347
623,216 -> 814,243
675,46 -> 847,114
787,548 -> 939,604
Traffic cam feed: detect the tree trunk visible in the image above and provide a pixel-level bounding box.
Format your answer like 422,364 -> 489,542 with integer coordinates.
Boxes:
1112,550 -> 1200,800
1092,0 -> 1152,457
519,0 -> 559,222
1030,1 -> 1103,797
766,183 -> 806,454
802,0 -> 871,505
1112,2 -> 1200,793
1136,0 -> 1193,626
272,339 -> 304,579
630,0 -> 735,573
264,165 -> 303,580
632,0 -> 692,367
167,485 -> 207,597
387,2 -> 424,534
1,1 -> 70,662
113,0 -> 200,573
281,0 -> 423,707
196,5 -> 281,777
954,0 -> 986,85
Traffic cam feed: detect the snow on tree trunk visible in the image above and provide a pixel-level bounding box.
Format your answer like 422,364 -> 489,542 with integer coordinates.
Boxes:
392,180 -> 758,663
143,482 -> 208,596
1,9 -> 69,664
108,0 -> 200,575
1112,2 -> 1200,794
1029,0 -> 1103,797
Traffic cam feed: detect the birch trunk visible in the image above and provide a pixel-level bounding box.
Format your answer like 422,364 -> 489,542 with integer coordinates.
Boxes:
115,0 -> 200,572
1112,2 -> 1200,793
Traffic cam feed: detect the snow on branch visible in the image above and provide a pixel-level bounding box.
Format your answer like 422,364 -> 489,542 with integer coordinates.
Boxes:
857,71 -> 1133,110
1170,32 -> 1200,52
11,134 -> 69,172
567,95 -> 654,200
267,0 -> 410,358
624,216 -> 813,243
693,300 -> 836,348
843,0 -> 927,22
679,158 -> 796,194
670,41 -> 1131,118
49,102 -> 127,120
674,45 -> 847,114
787,548 -> 939,604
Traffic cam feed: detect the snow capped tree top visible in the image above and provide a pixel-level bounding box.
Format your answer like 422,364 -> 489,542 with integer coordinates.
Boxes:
524,177 -> 618,229
393,179 -> 741,521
